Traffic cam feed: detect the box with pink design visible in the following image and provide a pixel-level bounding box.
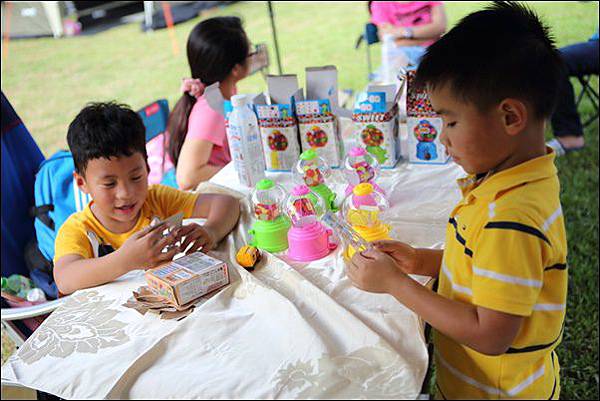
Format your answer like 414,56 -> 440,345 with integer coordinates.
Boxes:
406,68 -> 450,165
295,66 -> 350,169
352,84 -> 402,169
253,75 -> 302,172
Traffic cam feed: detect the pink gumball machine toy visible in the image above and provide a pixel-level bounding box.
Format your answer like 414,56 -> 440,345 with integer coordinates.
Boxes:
343,147 -> 385,197
285,185 -> 337,262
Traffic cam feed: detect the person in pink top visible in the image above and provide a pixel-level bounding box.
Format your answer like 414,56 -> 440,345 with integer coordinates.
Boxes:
370,1 -> 447,67
166,17 -> 253,190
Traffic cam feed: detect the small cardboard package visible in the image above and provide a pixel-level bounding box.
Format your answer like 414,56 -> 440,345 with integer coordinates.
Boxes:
254,75 -> 302,172
406,69 -> 450,164
352,84 -> 402,168
145,252 -> 229,306
295,66 -> 349,168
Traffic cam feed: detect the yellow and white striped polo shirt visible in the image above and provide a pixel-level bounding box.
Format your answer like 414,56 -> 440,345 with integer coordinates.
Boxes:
435,149 -> 568,399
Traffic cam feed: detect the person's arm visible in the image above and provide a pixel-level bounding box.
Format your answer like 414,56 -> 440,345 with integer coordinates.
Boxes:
347,249 -> 524,355
176,138 -> 222,190
54,223 -> 179,294
372,240 -> 443,277
175,193 -> 241,254
382,4 -> 447,44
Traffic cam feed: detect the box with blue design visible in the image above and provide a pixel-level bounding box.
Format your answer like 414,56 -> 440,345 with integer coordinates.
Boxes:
145,252 -> 229,306
406,69 -> 450,164
295,66 -> 349,168
352,84 -> 402,169
253,75 -> 303,172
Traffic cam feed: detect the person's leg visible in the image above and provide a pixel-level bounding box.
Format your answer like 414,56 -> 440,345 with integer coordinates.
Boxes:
550,39 -> 599,150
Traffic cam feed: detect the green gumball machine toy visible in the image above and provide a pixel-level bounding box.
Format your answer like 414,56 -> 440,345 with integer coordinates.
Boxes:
294,149 -> 338,212
248,179 -> 291,253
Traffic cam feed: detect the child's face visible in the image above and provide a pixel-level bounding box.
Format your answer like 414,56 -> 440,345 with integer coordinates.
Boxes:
428,84 -> 516,175
75,153 -> 149,230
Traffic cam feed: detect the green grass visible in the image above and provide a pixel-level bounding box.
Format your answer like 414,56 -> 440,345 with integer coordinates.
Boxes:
1,1 -> 598,398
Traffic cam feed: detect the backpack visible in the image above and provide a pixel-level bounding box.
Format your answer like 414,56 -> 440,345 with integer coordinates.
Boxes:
28,150 -> 92,298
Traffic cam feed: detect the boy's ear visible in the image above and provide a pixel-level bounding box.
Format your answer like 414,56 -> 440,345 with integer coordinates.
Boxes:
231,62 -> 247,80
499,98 -> 528,136
73,171 -> 90,194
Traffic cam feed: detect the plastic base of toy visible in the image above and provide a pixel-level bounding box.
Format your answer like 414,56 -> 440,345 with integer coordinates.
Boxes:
310,183 -> 338,212
288,221 -> 336,262
249,217 -> 291,253
344,182 -> 386,197
344,223 -> 391,260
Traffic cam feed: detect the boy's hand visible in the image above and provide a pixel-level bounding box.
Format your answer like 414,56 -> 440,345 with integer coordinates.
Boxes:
119,223 -> 180,270
372,240 -> 422,275
346,248 -> 407,294
176,223 -> 217,254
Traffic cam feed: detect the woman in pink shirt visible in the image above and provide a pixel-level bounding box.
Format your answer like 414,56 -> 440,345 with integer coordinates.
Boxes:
166,17 -> 251,190
371,1 -> 447,66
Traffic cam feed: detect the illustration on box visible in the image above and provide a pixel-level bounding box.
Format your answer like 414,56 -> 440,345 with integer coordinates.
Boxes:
285,185 -> 336,262
341,183 -> 391,259
343,146 -> 385,196
294,149 -> 338,212
249,179 -> 291,253
352,86 -> 401,168
407,117 -> 449,164
254,75 -> 303,172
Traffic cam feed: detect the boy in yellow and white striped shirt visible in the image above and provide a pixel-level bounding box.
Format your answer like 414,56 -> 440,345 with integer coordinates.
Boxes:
345,3 -> 567,399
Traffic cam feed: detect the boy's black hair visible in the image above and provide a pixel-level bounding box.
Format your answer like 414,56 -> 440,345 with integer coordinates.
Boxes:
415,1 -> 564,118
67,102 -> 147,175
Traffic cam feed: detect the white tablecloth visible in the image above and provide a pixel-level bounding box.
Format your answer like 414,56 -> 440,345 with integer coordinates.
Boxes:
2,158 -> 465,399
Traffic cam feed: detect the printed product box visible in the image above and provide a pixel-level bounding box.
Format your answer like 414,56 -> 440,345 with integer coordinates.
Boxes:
406,69 -> 450,164
145,252 -> 229,306
352,84 -> 402,168
295,66 -> 350,168
253,75 -> 303,172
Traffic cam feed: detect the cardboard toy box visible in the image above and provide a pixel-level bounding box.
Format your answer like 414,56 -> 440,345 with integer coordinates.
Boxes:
406,69 -> 450,165
295,66 -> 350,168
254,75 -> 302,172
352,84 -> 402,169
145,252 -> 229,306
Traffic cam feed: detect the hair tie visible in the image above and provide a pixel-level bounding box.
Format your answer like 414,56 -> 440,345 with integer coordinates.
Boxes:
180,78 -> 206,99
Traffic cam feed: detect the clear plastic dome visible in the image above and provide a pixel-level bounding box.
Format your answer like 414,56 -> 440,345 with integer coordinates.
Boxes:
341,183 -> 390,228
343,147 -> 380,186
251,179 -> 287,221
294,149 -> 331,188
285,185 -> 326,227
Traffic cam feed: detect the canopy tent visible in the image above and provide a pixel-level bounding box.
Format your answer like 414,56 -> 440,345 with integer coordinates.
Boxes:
1,1 -> 68,39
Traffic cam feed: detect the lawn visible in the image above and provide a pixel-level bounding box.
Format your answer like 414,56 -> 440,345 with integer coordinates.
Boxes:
1,1 -> 598,399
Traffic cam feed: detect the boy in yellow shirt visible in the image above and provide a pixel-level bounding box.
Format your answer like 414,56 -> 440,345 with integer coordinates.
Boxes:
54,102 -> 240,295
346,3 -> 567,399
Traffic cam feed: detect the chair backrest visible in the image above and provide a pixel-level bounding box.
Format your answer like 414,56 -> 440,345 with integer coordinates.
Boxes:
138,99 -> 175,185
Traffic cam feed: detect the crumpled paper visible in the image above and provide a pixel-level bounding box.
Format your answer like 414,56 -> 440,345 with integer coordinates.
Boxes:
122,286 -> 195,321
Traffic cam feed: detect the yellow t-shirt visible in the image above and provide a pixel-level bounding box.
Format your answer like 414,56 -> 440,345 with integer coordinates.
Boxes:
54,185 -> 199,262
435,149 -> 567,399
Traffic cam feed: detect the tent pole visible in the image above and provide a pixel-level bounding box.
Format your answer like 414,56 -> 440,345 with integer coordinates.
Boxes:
267,1 -> 282,75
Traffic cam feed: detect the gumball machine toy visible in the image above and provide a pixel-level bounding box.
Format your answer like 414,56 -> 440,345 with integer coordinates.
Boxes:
294,149 -> 338,212
285,185 -> 337,262
248,179 -> 291,253
343,146 -> 385,197
342,182 -> 392,259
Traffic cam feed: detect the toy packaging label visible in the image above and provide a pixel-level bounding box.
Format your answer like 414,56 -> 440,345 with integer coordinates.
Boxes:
296,66 -> 347,168
254,75 -> 303,172
352,84 -> 402,169
407,117 -> 450,164
145,252 -> 229,306
405,69 -> 450,164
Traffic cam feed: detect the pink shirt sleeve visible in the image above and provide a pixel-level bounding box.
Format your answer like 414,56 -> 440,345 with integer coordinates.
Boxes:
185,96 -> 231,167
186,96 -> 226,146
